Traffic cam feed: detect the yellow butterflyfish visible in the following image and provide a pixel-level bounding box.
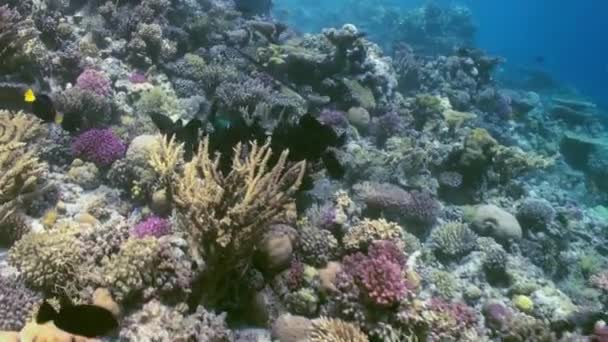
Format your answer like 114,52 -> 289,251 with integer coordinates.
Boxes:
24,88 -> 36,103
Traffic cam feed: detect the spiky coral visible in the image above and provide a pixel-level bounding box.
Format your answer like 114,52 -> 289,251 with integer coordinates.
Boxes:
171,137 -> 305,305
0,275 -> 41,330
0,110 -> 46,224
309,317 -> 369,342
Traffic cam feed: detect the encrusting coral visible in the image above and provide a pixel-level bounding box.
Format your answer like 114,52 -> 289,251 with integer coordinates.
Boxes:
166,136 -> 306,305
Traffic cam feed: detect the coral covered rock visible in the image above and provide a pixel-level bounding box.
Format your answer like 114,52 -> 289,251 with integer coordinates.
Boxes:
470,204 -> 522,242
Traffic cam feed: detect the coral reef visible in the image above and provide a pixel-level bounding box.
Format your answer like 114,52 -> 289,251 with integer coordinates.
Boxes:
0,1 -> 606,339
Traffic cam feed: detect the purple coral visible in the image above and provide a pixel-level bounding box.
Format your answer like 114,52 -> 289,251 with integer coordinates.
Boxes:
286,259 -> 304,291
131,216 -> 171,238
341,240 -> 411,307
71,128 -> 126,166
319,109 -> 348,128
76,69 -> 112,96
373,110 -> 407,138
129,71 -> 147,84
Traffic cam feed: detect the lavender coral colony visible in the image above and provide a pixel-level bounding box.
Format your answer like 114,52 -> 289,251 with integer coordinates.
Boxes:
0,0 -> 607,340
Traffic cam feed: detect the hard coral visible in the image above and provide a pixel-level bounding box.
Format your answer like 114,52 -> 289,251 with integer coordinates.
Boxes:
343,218 -> 404,252
0,275 -> 41,331
120,300 -> 233,341
430,221 -> 477,259
76,69 -> 112,97
71,128 -> 126,167
9,228 -> 86,292
0,111 -> 46,224
309,317 -> 369,342
0,5 -> 36,71
516,198 -> 555,231
171,137 -> 305,305
341,240 -> 411,307
297,222 -> 339,267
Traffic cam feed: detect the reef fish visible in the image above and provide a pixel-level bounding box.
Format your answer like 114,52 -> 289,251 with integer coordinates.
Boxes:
36,300 -> 118,338
149,112 -> 203,161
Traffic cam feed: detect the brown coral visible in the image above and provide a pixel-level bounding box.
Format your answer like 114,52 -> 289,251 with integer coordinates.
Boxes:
0,110 -> 46,224
308,317 -> 369,342
343,218 -> 404,252
171,137 -> 305,305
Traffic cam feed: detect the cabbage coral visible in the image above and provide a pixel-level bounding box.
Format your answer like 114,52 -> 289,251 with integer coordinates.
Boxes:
169,136 -> 306,305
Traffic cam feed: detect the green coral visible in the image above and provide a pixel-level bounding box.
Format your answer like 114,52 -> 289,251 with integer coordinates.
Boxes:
9,228 -> 86,292
285,287 -> 319,317
429,269 -> 459,299
430,222 -> 477,259
136,86 -> 182,120
183,53 -> 207,81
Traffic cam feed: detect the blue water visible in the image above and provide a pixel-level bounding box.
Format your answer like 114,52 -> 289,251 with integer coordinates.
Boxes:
274,0 -> 608,109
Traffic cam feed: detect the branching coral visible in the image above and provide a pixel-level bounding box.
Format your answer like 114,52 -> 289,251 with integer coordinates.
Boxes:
0,5 -> 37,71
430,221 -> 477,259
171,137 -> 305,305
71,128 -> 126,167
343,218 -> 404,252
309,317 -> 369,342
120,300 -> 233,341
0,110 -> 46,224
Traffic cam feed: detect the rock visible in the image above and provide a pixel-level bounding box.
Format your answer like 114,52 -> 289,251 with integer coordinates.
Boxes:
319,261 -> 341,293
347,106 -> 370,130
271,314 -> 311,342
343,79 -> 376,110
150,189 -> 171,215
531,286 -> 578,323
256,231 -> 293,273
93,288 -> 120,317
74,212 -> 100,226
251,287 -> 284,327
471,204 -> 522,242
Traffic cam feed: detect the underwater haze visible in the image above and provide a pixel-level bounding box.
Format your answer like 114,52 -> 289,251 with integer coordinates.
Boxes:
2,0 -> 608,340
275,0 -> 608,110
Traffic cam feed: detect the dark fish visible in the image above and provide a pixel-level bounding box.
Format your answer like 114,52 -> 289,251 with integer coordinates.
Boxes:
321,150 -> 345,179
149,112 -> 203,160
31,93 -> 57,123
36,300 -> 118,338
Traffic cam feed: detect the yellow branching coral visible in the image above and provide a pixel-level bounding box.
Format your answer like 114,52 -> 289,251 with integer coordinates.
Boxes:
170,136 -> 305,304
0,110 -> 46,223
148,135 -> 183,186
343,218 -> 405,251
309,317 -> 369,342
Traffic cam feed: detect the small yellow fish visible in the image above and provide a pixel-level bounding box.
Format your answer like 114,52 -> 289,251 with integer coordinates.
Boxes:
24,88 -> 36,103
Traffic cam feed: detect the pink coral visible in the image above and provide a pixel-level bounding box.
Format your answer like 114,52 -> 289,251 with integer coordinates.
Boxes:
76,69 -> 112,96
590,272 -> 608,292
342,240 -> 411,307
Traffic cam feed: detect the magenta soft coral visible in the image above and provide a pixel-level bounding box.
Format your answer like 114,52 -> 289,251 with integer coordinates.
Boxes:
342,240 -> 411,307
132,216 -> 171,238
71,128 -> 126,166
